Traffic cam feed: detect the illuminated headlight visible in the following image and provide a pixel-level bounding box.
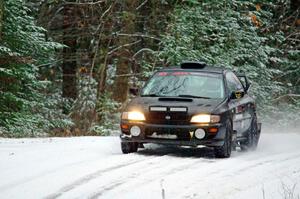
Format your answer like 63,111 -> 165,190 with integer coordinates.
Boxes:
190,114 -> 220,123
122,111 -> 146,121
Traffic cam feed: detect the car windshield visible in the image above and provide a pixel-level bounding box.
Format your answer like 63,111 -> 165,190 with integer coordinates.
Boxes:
141,71 -> 225,99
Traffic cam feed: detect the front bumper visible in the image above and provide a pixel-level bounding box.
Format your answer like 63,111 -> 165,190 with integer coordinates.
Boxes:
120,122 -> 226,147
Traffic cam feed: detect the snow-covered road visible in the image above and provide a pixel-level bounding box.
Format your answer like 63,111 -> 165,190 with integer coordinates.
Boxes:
0,132 -> 300,199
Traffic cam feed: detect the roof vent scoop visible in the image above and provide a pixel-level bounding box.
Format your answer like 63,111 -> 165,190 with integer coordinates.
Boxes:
180,61 -> 207,69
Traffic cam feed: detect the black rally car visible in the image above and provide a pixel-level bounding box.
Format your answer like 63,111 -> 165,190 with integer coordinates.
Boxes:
120,62 -> 261,158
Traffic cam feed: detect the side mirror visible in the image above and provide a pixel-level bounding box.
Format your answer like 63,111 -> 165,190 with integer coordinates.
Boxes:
230,91 -> 245,100
129,87 -> 139,96
237,74 -> 251,92
245,82 -> 251,92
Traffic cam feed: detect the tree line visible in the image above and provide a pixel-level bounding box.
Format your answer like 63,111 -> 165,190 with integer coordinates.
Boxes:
0,0 -> 299,137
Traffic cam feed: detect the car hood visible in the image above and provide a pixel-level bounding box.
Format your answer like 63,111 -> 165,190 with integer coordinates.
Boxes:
125,96 -> 225,115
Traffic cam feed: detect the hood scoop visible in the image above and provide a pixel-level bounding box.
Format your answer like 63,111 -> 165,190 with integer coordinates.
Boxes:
158,97 -> 193,102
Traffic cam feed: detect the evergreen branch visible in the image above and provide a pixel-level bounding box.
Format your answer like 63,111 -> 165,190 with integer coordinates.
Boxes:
0,56 -> 34,65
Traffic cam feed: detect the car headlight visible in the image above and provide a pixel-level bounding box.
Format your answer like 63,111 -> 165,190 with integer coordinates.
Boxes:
190,114 -> 220,123
122,111 -> 146,121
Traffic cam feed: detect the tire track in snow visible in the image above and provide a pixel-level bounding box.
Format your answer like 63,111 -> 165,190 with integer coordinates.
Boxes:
91,150 -> 300,199
48,149 -> 300,199
179,152 -> 300,199
0,158 -> 97,192
87,148 -> 239,198
47,147 -> 217,198
88,157 -> 216,198
69,155 -> 188,198
233,152 -> 300,174
45,155 -> 169,199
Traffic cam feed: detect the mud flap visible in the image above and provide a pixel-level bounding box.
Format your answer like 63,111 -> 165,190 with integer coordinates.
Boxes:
138,143 -> 145,148
257,122 -> 262,139
232,130 -> 237,151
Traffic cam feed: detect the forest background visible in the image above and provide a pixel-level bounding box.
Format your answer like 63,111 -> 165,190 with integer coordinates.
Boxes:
0,0 -> 299,137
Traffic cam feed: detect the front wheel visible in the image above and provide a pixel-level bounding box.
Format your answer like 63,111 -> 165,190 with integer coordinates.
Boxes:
121,142 -> 138,154
214,121 -> 232,158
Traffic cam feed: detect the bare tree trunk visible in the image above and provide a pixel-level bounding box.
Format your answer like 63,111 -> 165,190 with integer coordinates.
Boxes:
113,1 -> 139,103
62,4 -> 77,100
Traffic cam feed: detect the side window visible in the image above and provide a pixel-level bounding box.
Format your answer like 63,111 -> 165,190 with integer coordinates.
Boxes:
225,72 -> 244,93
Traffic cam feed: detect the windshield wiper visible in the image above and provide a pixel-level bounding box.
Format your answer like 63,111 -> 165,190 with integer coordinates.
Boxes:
141,94 -> 160,97
177,94 -> 211,99
142,94 -> 210,99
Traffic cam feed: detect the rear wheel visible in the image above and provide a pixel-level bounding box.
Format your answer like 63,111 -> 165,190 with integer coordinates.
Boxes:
240,116 -> 258,151
214,121 -> 232,158
121,142 -> 138,154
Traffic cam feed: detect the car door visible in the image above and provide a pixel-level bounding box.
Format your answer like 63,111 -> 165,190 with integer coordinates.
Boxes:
225,72 -> 247,136
236,74 -> 254,134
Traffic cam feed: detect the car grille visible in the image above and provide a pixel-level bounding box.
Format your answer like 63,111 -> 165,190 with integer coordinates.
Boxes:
146,109 -> 189,125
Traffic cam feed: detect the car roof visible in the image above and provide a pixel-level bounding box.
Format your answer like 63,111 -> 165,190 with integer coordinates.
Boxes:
157,66 -> 227,74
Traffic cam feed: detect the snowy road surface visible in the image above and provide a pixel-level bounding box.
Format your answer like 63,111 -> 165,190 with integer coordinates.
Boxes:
0,132 -> 300,199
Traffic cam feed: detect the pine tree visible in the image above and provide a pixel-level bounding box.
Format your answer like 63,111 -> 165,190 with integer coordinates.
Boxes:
0,0 -> 64,137
158,0 -> 300,126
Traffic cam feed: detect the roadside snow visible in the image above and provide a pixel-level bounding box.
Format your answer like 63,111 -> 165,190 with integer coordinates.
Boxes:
0,132 -> 300,199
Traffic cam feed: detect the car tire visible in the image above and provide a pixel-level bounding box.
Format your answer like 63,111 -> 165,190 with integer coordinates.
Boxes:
240,115 -> 258,151
121,142 -> 138,154
214,121 -> 232,158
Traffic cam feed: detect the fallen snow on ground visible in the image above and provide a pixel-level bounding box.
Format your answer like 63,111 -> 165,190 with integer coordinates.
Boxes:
0,132 -> 300,199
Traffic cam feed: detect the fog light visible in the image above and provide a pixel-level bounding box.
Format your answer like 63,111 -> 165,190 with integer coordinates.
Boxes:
195,128 -> 205,139
130,126 -> 141,136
